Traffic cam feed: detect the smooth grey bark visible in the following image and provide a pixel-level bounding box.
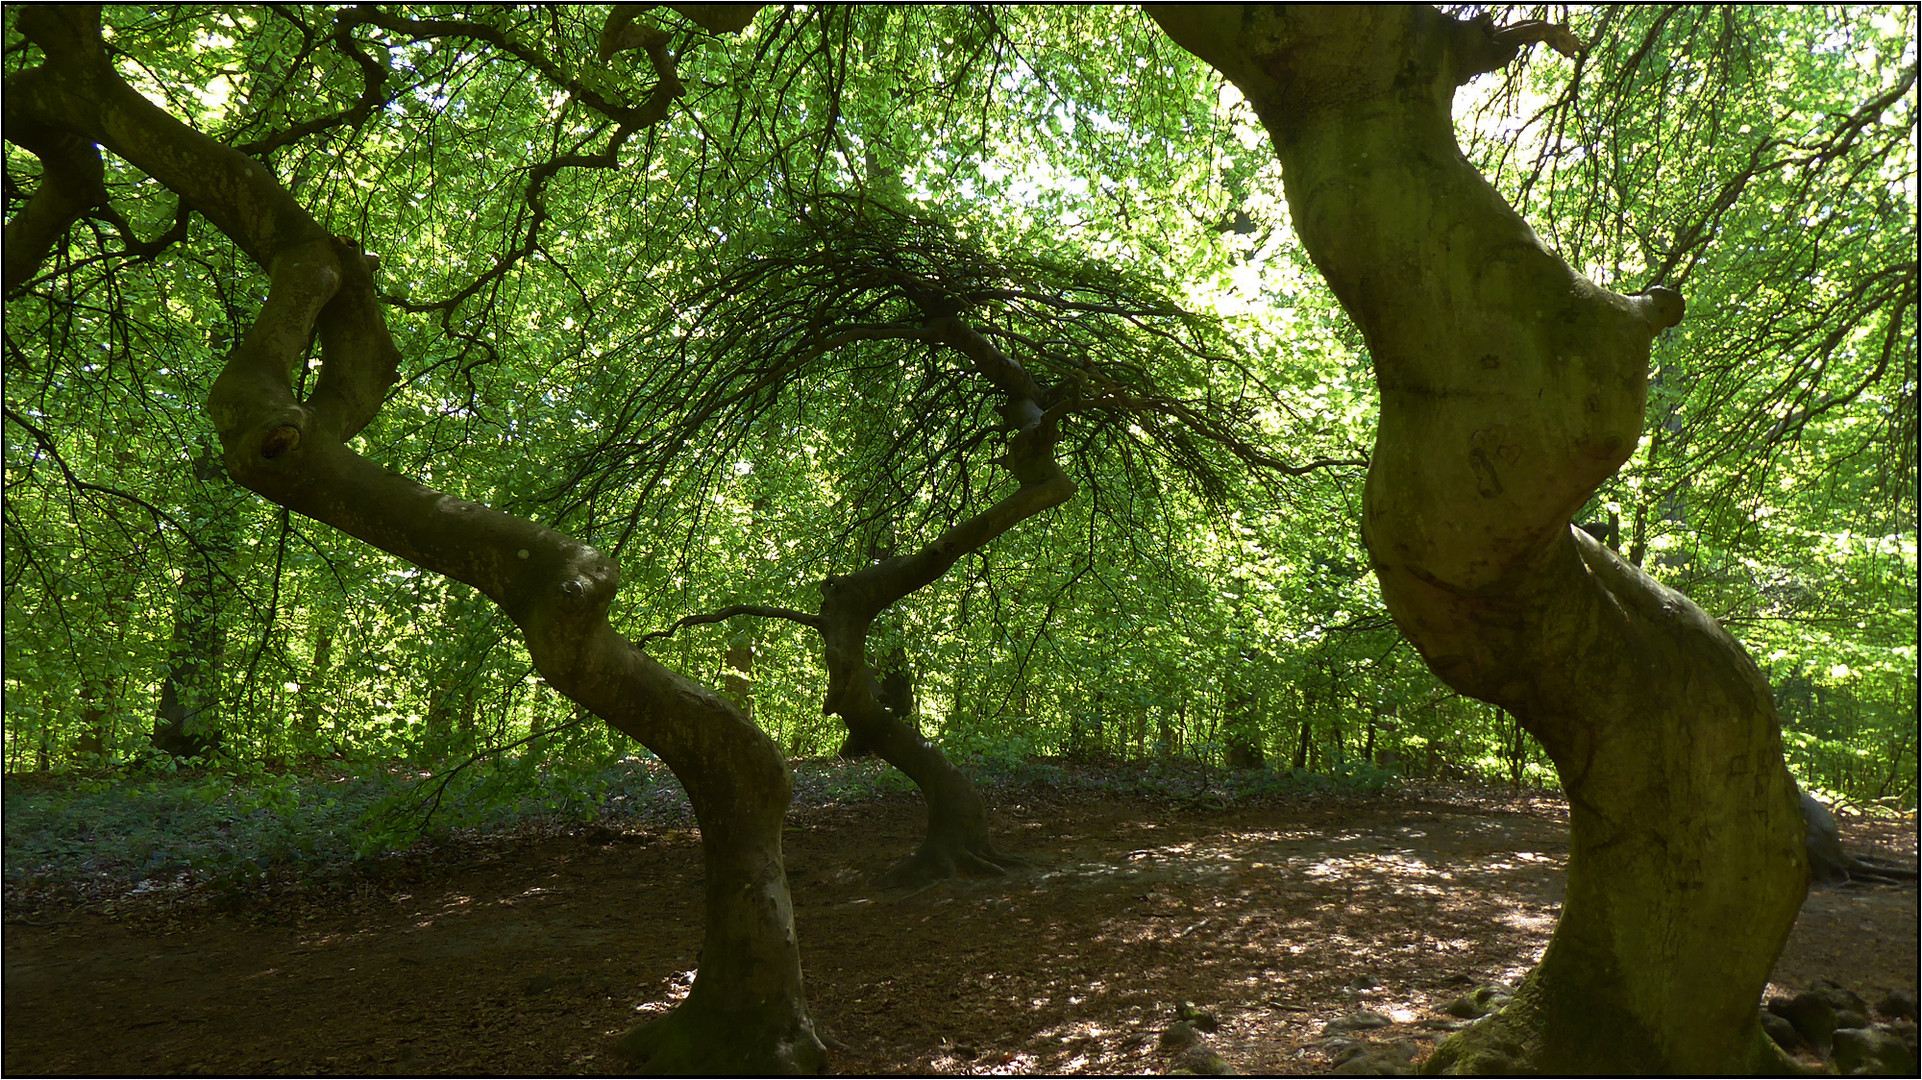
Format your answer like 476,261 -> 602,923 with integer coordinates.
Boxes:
1152,5 -> 1805,1073
7,7 -> 822,1073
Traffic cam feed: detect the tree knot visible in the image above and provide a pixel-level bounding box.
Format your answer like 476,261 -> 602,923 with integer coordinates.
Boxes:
1633,286 -> 1686,330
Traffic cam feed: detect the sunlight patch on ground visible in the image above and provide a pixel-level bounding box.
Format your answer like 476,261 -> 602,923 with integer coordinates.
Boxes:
1499,909 -> 1555,933
299,925 -> 387,948
1051,812 -> 1566,1071
628,968 -> 696,1016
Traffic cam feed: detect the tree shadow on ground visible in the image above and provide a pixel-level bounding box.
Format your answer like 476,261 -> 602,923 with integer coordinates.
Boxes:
2,784 -> 1913,1074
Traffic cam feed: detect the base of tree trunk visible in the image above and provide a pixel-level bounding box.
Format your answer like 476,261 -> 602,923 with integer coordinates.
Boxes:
870,745 -> 1028,888
150,727 -> 221,760
830,690 -> 1027,889
1421,971 -> 1795,1075
877,826 -> 1027,889
615,987 -> 826,1075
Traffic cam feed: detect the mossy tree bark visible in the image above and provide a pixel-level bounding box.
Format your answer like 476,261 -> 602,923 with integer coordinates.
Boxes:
1152,6 -> 1806,1073
151,441 -> 237,760
7,7 -> 822,1073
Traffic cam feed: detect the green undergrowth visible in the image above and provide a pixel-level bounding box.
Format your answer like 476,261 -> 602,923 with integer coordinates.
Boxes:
2,754 -> 689,909
942,727 -> 1402,801
4,764 -> 388,906
3,746 -> 1404,914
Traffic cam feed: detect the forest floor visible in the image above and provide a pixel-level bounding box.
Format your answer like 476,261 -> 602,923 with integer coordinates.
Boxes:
3,766 -> 1916,1075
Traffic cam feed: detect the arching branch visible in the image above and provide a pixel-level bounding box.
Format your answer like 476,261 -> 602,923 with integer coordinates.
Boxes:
637,604 -> 826,643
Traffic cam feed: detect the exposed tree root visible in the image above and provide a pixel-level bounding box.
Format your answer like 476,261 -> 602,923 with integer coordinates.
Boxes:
1846,855 -> 1921,884
876,831 -> 1029,889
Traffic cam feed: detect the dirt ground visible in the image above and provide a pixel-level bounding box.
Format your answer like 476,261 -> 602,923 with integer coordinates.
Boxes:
3,784 -> 1915,1075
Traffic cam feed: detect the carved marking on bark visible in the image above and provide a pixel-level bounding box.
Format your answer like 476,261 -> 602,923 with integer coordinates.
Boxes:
1468,426 -> 1520,498
260,425 -> 301,460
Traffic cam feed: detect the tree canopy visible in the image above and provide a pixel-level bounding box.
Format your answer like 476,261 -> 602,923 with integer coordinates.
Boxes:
4,3 -> 1915,1074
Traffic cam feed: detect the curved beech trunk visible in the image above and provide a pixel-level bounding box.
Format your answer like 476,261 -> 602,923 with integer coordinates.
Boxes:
7,8 -> 821,1074
820,315 -> 1076,887
1152,6 -> 1805,1073
829,642 -> 1004,883
826,658 -> 1021,886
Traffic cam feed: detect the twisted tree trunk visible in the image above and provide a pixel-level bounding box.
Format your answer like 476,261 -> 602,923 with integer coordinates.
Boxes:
1152,6 -> 1805,1072
819,314 -> 1075,887
7,7 -> 821,1073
